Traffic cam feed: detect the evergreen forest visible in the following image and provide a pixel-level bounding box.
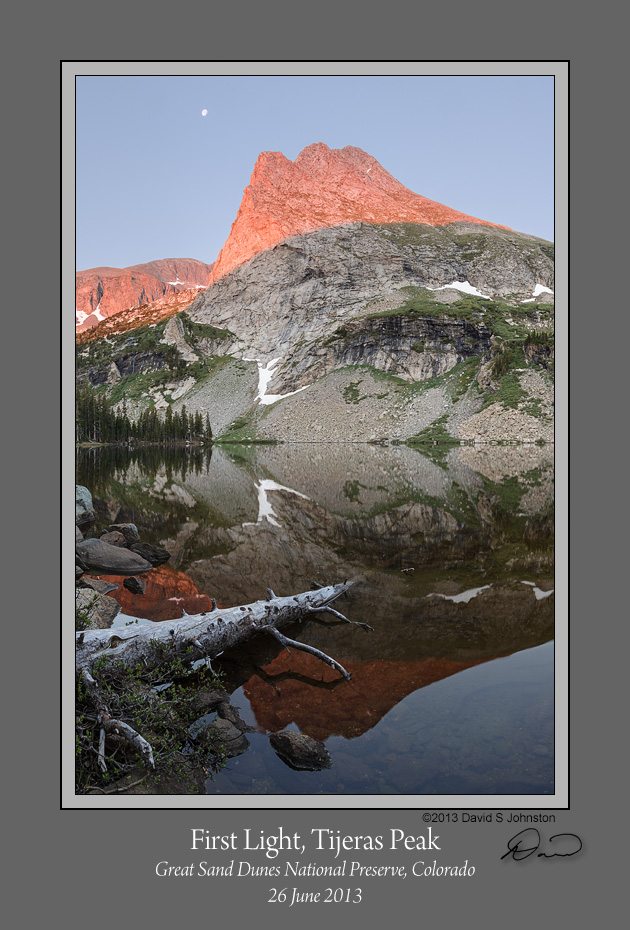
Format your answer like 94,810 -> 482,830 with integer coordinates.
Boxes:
75,386 -> 212,445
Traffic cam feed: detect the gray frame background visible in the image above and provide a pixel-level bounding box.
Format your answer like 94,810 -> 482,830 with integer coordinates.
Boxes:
10,40 -> 618,926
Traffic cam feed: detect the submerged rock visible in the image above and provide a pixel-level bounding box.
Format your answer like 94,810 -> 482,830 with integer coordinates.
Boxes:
269,730 -> 332,771
196,717 -> 250,757
124,576 -> 146,595
216,702 -> 254,732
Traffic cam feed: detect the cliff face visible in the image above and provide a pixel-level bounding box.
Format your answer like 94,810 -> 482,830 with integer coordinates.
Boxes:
75,258 -> 213,332
209,142 -> 510,282
188,221 -> 552,360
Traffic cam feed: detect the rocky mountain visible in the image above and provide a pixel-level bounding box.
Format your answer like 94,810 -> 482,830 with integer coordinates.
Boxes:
76,144 -> 554,442
207,142 -> 511,283
76,258 -> 213,332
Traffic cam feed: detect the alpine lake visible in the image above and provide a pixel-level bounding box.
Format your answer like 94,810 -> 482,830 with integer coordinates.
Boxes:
76,440 -> 555,797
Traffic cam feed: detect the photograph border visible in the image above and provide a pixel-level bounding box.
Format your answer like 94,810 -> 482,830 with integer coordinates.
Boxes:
63,60 -> 568,811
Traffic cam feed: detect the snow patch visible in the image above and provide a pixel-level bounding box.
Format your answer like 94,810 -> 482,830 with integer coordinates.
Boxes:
93,301 -> 105,322
243,357 -> 309,405
521,581 -> 554,600
242,480 -> 310,528
521,284 -> 554,303
427,280 -> 492,299
76,309 -> 88,325
428,584 -> 492,604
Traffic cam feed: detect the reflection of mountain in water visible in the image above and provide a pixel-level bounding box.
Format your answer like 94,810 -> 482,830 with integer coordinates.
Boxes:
219,580 -> 553,741
77,442 -> 554,763
85,564 -> 213,621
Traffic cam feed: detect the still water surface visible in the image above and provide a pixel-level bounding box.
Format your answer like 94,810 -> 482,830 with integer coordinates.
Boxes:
77,442 -> 554,795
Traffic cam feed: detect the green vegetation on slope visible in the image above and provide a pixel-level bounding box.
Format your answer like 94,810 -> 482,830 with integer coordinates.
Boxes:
179,312 -> 233,344
76,321 -> 171,370
365,286 -> 553,335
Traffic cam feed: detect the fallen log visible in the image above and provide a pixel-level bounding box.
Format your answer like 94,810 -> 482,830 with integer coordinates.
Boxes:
76,582 -> 356,773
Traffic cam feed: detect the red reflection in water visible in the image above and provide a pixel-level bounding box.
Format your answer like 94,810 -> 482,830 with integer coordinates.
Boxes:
243,651 -> 498,742
86,564 -> 214,621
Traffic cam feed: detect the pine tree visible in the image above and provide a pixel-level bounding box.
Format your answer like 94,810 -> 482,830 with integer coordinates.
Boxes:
164,406 -> 173,443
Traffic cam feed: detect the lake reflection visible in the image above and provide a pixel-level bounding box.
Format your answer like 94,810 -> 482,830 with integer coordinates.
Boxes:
76,442 -> 554,795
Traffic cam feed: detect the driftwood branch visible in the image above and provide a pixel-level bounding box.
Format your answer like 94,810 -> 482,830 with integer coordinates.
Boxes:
98,728 -> 107,773
80,667 -> 156,768
76,583 -> 353,673
261,626 -> 351,680
306,604 -> 373,631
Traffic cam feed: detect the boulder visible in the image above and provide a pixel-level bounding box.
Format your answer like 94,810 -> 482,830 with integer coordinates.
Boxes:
123,576 -> 146,595
109,523 -> 140,545
76,589 -> 122,629
76,527 -> 83,542
76,538 -> 152,575
99,530 -> 128,548
76,486 -> 95,526
269,730 -> 332,771
195,717 -> 249,757
130,542 -> 171,565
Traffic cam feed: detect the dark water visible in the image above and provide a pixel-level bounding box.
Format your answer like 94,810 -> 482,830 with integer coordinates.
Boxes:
76,441 -> 554,796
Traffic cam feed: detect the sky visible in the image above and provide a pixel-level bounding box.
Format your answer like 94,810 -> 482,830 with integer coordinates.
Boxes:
75,75 -> 555,271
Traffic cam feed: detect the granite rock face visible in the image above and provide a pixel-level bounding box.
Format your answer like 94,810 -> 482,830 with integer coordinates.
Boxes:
278,309 -> 494,393
187,221 -> 553,364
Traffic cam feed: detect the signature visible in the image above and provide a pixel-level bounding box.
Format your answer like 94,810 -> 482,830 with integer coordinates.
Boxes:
501,828 -> 583,861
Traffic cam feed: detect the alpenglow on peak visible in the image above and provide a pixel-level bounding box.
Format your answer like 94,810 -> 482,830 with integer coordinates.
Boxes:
208,142 -> 510,282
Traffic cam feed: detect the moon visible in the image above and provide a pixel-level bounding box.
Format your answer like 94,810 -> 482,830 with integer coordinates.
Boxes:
201,108 -> 208,117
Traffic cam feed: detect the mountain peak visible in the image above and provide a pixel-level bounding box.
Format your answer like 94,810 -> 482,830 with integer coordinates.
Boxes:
209,143 -> 510,283
75,258 -> 213,332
